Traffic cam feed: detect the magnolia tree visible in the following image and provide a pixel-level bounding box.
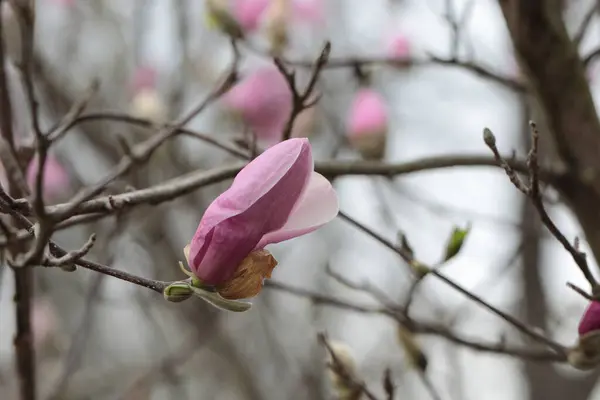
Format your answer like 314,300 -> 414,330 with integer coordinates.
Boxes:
2,0 -> 600,399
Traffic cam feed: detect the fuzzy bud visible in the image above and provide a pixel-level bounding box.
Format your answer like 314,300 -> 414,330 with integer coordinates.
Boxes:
130,89 -> 168,125
483,128 -> 496,148
163,282 -> 194,303
397,325 -> 427,371
205,0 -> 244,38
325,341 -> 361,400
263,0 -> 290,56
568,301 -> 600,370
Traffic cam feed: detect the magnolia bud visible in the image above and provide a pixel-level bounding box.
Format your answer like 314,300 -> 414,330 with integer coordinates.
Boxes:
387,33 -> 411,66
205,0 -> 244,38
263,0 -> 290,56
397,325 -> 427,371
346,89 -> 388,160
568,330 -> 600,370
233,0 -> 270,32
325,341 -> 362,400
163,282 -> 194,303
130,89 -> 168,125
569,301 -> 600,369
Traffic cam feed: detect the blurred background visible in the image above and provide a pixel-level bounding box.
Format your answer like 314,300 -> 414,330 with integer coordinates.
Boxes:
1,0 -> 600,399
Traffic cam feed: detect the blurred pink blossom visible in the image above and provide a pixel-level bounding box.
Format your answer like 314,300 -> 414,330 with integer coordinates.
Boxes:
129,66 -> 167,124
224,66 -> 292,146
346,88 -> 388,160
387,33 -> 410,60
579,301 -> 600,336
291,0 -> 323,24
131,66 -> 158,94
31,298 -> 58,348
233,0 -> 322,32
185,138 -> 338,299
234,0 -> 270,31
26,154 -> 70,199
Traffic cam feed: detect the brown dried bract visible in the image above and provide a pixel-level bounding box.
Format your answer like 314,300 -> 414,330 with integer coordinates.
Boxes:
217,249 -> 278,300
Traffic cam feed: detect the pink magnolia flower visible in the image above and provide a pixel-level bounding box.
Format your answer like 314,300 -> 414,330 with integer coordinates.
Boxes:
131,66 -> 158,94
224,66 -> 293,146
184,138 -> 338,299
26,154 -> 70,199
234,0 -> 270,31
233,0 -> 322,32
579,301 -> 600,336
387,33 -> 410,61
346,89 -> 388,160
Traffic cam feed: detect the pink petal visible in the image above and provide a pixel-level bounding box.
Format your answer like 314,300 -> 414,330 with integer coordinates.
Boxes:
579,301 -> 600,335
233,0 -> 270,31
292,0 -> 323,24
27,155 -> 70,199
189,138 -> 313,284
224,66 -> 292,144
257,171 -> 338,247
132,66 -> 157,94
347,89 -> 388,138
387,34 -> 410,60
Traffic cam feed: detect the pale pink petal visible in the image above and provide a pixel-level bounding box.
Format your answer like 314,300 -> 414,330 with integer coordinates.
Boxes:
234,0 -> 270,31
347,89 -> 388,138
257,171 -> 338,247
224,66 -> 292,145
132,66 -> 157,94
189,138 -> 312,284
387,34 -> 410,59
27,155 -> 70,199
579,301 -> 600,335
292,0 -> 323,24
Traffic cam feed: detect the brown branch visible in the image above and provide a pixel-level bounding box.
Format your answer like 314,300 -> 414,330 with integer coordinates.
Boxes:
336,210 -> 567,354
0,154 -> 561,246
265,280 -> 565,362
53,59 -> 238,223
497,1 -> 600,273
274,41 -> 330,141
0,3 -> 36,399
70,112 -> 250,159
484,125 -> 597,289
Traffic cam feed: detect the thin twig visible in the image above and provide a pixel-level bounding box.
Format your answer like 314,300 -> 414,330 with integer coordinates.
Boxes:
484,124 -> 598,289
274,41 -> 330,141
337,210 -> 566,354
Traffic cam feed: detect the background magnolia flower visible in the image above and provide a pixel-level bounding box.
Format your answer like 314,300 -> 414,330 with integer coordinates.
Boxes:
346,88 -> 389,160
131,66 -> 158,94
186,138 -> 338,299
31,298 -> 59,349
130,66 -> 167,125
263,0 -> 290,55
26,154 -> 71,200
579,301 -> 600,336
234,0 -> 269,31
223,66 -> 293,146
387,33 -> 410,61
233,0 -> 322,33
